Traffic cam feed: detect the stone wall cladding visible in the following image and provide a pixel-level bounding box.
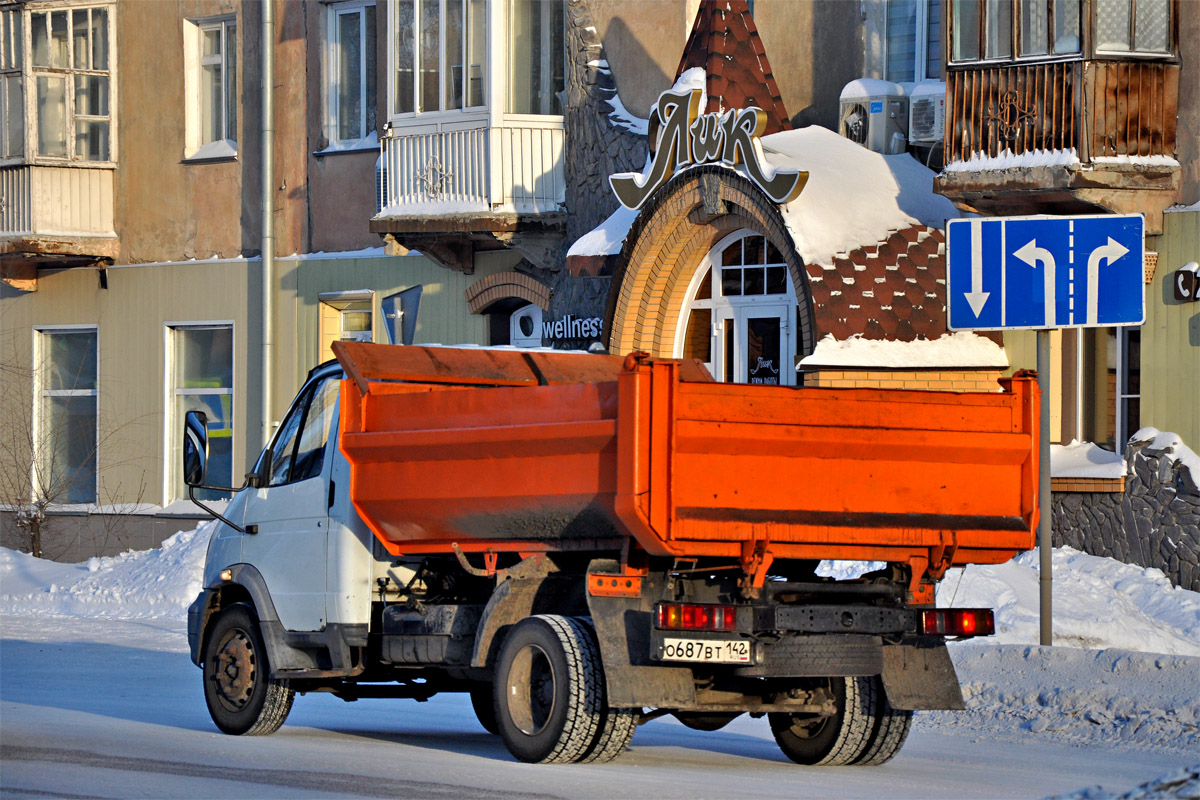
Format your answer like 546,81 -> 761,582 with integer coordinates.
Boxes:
562,0 -> 647,248
1052,438 -> 1200,592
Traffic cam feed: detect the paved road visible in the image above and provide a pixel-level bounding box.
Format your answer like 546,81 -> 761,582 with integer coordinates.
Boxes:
0,617 -> 1186,800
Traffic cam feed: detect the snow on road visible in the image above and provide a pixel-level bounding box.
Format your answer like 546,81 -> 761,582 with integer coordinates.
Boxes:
2,524 -> 1198,798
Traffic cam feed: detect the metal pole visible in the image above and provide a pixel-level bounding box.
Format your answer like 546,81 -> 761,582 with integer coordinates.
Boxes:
260,0 -> 275,448
1037,329 -> 1052,646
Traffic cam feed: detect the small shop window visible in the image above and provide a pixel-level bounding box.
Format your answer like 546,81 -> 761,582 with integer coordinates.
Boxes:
719,235 -> 788,298
319,290 -> 374,360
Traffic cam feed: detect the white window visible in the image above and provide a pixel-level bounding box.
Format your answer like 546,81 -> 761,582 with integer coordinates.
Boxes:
184,16 -> 237,160
391,0 -> 487,116
886,0 -> 942,83
508,0 -> 564,115
4,5 -> 114,164
36,328 -> 98,505
1096,0 -> 1170,54
675,232 -> 798,387
0,8 -> 24,160
327,1 -> 377,148
170,325 -> 234,500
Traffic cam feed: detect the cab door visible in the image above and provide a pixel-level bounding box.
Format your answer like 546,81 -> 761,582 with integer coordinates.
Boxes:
241,373 -> 340,632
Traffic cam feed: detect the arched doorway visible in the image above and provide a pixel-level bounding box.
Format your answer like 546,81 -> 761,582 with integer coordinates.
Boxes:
675,231 -> 798,385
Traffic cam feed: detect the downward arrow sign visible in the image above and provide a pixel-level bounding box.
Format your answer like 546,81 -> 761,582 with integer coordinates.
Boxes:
1014,239 -> 1057,327
965,219 -> 990,317
1086,237 -> 1130,325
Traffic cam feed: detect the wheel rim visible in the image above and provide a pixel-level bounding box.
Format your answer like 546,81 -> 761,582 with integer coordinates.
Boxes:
212,628 -> 257,713
505,643 -> 557,736
785,713 -> 832,740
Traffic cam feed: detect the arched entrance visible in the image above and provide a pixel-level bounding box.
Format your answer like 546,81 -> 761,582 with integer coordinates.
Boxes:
675,230 -> 798,385
606,166 -> 816,383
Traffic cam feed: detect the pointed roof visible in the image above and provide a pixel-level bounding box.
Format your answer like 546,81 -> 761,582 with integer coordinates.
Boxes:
676,0 -> 792,134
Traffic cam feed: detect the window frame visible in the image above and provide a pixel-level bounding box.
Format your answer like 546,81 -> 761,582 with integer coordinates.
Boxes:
948,0 -> 1175,67
33,325 -> 100,506
165,322 -> 235,502
1,3 -> 117,168
885,0 -> 943,83
183,14 -> 237,161
387,0 -> 490,123
325,0 -> 378,150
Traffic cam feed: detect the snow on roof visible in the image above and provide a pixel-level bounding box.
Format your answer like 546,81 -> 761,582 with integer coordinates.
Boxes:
797,331 -> 1008,369
566,202 -> 640,258
1130,427 -> 1200,486
1051,440 -> 1125,480
606,92 -> 649,136
761,125 -> 961,265
1167,199 -> 1200,214
943,147 -> 1081,172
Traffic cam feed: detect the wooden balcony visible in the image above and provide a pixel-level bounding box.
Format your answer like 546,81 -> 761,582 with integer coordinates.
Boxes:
1,165 -> 118,289
935,60 -> 1181,232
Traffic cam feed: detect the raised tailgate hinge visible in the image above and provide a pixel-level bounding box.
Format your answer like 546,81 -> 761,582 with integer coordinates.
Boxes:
739,528 -> 774,599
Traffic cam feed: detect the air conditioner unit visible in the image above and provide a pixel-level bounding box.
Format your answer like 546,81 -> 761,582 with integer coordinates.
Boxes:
510,304 -> 543,348
908,82 -> 946,144
838,79 -> 908,155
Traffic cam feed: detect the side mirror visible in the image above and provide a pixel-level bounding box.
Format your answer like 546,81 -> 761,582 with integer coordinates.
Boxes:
183,410 -> 209,488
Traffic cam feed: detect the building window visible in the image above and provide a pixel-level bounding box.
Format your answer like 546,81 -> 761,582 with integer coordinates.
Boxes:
952,0 -> 1107,62
1,8 -> 24,160
508,0 -> 564,115
327,1 -> 377,147
319,291 -> 374,360
886,0 -> 942,83
184,16 -> 236,160
171,325 -> 233,500
1096,0 -> 1170,53
676,232 -> 797,387
36,328 -> 98,505
392,0 -> 486,116
16,5 -> 113,162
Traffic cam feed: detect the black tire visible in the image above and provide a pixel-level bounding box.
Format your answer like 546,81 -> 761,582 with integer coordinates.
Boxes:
768,677 -> 875,766
470,682 -> 499,735
202,603 -> 294,736
494,615 -> 603,763
853,677 -> 913,766
574,617 -> 636,763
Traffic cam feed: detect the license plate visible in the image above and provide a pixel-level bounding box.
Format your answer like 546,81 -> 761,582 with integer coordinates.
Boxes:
660,637 -> 751,664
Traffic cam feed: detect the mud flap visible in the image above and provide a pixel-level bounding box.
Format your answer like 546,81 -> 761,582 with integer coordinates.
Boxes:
880,639 -> 966,710
585,560 -> 695,708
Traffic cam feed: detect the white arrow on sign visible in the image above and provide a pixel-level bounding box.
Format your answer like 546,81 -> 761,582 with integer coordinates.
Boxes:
965,220 -> 990,317
1086,237 -> 1130,325
1014,238 -> 1057,326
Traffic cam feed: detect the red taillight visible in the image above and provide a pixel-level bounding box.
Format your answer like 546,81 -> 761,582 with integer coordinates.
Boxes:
921,608 -> 994,637
656,603 -> 738,632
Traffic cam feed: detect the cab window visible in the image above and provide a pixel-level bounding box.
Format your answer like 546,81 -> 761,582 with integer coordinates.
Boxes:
267,374 -> 339,486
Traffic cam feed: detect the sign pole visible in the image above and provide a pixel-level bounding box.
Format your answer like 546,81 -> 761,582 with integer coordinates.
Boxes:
1037,329 -> 1053,647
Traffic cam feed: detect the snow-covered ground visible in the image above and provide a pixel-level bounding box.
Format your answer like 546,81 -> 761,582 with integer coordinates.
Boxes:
2,524 -> 1198,798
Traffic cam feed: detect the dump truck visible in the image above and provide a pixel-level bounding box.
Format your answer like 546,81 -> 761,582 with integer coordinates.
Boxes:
185,342 -> 1039,765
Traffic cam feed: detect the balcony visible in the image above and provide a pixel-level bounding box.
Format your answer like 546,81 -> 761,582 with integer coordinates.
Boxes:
1,165 -> 117,289
369,119 -> 566,273
934,60 -> 1181,232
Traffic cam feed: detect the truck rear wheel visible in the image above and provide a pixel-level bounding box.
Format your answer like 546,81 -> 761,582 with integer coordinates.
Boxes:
494,615 -> 603,763
769,676 -> 875,765
853,677 -> 913,766
202,603 -> 294,736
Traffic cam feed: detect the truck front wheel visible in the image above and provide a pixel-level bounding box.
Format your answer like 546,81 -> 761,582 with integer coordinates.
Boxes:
202,603 -> 294,736
494,615 -> 603,763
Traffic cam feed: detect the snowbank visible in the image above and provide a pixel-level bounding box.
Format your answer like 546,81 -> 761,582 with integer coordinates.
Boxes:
1051,440 -> 1125,479
798,331 -> 1008,369
938,547 -> 1200,656
0,521 -> 214,621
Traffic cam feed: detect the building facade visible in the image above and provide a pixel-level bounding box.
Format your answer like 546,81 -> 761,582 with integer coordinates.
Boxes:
1,0 -> 1196,559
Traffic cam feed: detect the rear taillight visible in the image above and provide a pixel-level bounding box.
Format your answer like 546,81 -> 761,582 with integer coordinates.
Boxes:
921,608 -> 994,637
655,602 -> 738,632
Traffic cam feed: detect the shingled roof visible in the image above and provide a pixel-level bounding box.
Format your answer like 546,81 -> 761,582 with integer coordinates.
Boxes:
675,0 -> 791,134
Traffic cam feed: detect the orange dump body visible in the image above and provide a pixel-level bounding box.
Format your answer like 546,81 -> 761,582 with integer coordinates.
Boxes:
334,342 -> 1039,583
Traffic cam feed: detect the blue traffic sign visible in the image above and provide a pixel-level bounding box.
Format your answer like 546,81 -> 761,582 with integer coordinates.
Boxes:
947,214 -> 1145,331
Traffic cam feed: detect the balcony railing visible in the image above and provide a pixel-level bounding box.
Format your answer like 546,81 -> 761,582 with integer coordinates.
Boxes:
0,164 -> 115,239
945,60 -> 1179,164
377,120 -> 565,217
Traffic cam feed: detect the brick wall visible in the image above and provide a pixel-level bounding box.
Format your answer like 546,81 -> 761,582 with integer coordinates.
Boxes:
803,368 -> 1004,392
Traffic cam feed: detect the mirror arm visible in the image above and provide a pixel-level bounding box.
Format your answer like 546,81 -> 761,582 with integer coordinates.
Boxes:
188,484 -> 256,534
